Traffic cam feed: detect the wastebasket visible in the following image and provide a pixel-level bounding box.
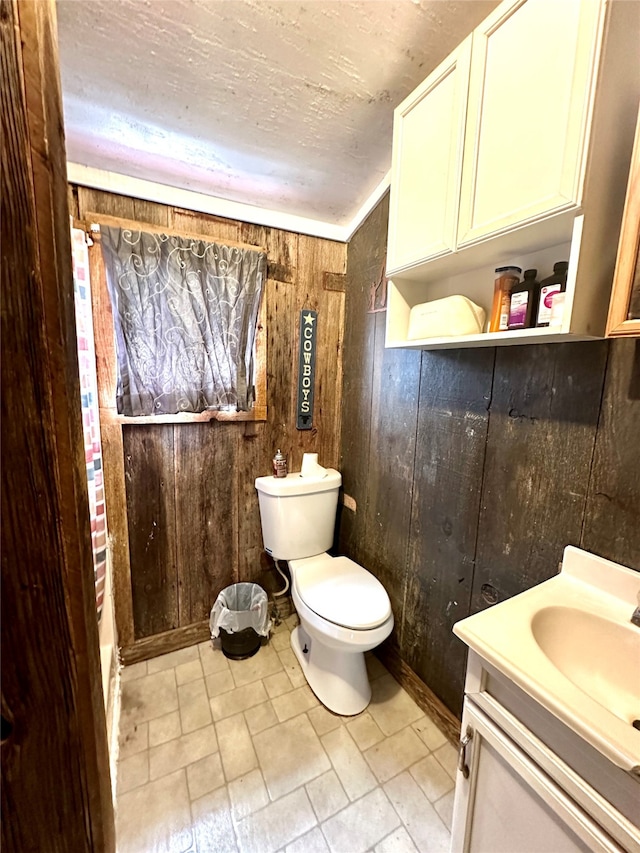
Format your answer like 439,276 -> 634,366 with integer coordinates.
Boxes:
209,582 -> 270,660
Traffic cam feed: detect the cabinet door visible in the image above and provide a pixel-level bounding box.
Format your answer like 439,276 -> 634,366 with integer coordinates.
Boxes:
387,36 -> 471,273
457,0 -> 604,248
451,702 -> 623,853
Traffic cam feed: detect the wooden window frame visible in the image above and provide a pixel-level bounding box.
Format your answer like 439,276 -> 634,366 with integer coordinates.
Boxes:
81,213 -> 268,424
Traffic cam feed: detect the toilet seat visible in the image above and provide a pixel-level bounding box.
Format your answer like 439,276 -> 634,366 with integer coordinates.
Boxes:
290,554 -> 392,630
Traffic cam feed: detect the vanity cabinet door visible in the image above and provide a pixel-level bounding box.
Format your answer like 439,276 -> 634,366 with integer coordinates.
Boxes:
450,701 -> 623,853
386,36 -> 471,273
457,0 -> 603,249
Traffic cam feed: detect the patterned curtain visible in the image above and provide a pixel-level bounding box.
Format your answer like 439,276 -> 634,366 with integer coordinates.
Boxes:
100,226 -> 266,417
71,226 -> 107,620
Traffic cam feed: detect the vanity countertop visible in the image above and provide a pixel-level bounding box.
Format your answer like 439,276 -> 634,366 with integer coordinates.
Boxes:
453,546 -> 640,773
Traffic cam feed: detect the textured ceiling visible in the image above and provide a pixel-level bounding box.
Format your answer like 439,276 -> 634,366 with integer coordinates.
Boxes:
56,0 -> 498,229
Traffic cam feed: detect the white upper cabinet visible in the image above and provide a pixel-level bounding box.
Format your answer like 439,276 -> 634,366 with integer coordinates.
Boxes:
387,37 -> 471,271
385,0 -> 640,349
457,0 -> 602,247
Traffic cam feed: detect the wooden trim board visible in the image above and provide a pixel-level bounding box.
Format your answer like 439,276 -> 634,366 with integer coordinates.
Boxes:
606,111 -> 640,337
120,620 -> 211,665
84,211 -> 267,254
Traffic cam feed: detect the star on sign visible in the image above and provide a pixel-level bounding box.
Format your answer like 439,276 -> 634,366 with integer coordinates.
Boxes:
303,312 -> 316,325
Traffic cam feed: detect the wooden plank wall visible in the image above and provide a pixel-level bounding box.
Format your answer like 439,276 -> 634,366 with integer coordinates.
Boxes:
340,192 -> 640,718
71,187 -> 346,652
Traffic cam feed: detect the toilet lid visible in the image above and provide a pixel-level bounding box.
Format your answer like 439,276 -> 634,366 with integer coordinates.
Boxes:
294,556 -> 391,630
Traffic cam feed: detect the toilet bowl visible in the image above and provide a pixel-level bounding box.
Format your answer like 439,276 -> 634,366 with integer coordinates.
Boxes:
289,553 -> 393,715
255,466 -> 394,716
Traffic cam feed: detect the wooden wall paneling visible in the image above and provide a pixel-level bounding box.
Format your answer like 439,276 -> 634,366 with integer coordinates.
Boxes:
250,225 -> 299,452
239,270 -> 303,588
236,221 -> 298,431
266,278 -> 298,451
403,348 -> 494,716
261,231 -> 299,476
337,198 -> 388,564
240,222 -> 298,284
173,207 -> 241,244
237,276 -> 295,583
235,220 -> 298,585
2,0 -> 114,847
292,234 -> 347,471
78,186 -> 137,221
100,423 -> 135,646
582,339 -> 640,568
132,198 -> 171,228
252,286 -> 268,422
123,425 -> 179,639
68,184 -> 79,218
288,246 -> 322,469
88,234 -> 118,411
72,189 -> 351,638
238,222 -> 269,257
314,286 -> 345,469
87,230 -> 136,645
471,341 -> 608,613
174,422 -> 239,623
235,424 -> 267,588
340,193 -> 640,722
256,226 -> 298,284
361,312 -> 421,630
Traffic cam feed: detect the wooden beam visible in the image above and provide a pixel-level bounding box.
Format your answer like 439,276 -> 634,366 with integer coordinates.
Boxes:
1,0 -> 114,848
83,211 -> 267,254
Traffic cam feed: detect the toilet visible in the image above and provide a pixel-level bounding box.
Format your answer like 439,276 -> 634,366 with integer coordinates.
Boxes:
255,467 -> 393,715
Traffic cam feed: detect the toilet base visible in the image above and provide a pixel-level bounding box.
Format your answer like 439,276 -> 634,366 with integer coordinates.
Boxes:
290,624 -> 371,716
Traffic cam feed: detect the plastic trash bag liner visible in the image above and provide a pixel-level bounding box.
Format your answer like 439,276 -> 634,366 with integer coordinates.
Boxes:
209,582 -> 270,638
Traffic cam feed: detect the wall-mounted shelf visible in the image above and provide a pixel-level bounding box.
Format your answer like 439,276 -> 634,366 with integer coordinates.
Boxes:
385,0 -> 640,351
386,215 -> 608,350
385,321 -> 600,352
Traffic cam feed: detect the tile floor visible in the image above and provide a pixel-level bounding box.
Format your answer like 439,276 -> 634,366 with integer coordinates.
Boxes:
115,614 -> 457,853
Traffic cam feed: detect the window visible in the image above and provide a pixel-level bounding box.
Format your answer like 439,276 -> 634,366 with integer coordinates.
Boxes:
88,215 -> 267,422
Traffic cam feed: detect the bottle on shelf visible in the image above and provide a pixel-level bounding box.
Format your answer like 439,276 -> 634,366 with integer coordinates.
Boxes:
549,292 -> 566,327
508,269 -> 539,330
536,261 -> 569,327
490,266 -> 522,333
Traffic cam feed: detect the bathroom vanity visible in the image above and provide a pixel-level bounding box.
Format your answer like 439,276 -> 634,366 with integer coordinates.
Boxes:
450,547 -> 640,852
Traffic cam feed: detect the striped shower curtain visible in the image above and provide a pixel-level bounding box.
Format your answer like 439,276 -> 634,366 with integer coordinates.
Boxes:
71,226 -> 107,619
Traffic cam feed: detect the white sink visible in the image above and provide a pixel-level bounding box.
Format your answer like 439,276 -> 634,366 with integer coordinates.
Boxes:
453,546 -> 640,772
531,605 -> 639,726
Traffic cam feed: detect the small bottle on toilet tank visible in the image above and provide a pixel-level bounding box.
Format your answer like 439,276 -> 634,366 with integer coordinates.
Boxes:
272,449 -> 287,478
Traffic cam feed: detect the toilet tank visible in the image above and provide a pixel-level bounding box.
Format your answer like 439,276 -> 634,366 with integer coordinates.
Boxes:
255,469 -> 341,561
